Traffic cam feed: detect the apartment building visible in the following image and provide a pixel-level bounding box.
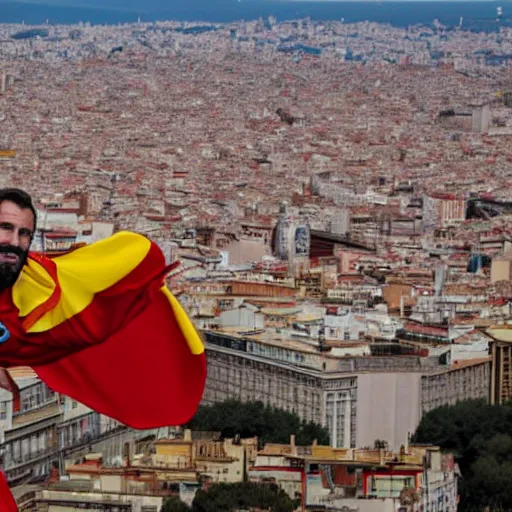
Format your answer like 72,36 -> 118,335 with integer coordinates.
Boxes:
249,438 -> 458,512
205,330 -> 437,451
421,357 -> 491,414
0,377 -> 61,484
487,326 -> 512,405
0,375 -> 138,487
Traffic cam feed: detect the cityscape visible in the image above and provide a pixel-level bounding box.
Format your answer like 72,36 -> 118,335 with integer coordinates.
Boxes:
2,3 -> 512,512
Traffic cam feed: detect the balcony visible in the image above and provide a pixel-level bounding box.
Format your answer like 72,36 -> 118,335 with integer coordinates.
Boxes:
5,412 -> 61,443
63,424 -> 126,448
3,446 -> 59,472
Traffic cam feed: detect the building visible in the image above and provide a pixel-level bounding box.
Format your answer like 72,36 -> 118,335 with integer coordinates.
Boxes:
487,326 -> 512,405
422,194 -> 466,234
36,468 -> 165,512
249,438 -> 458,512
202,330 -> 466,451
0,377 -> 61,484
382,282 -> 414,313
57,395 -> 131,471
420,358 -> 491,414
23,435 -> 458,512
21,429 -> 258,510
0,71 -> 14,94
153,429 -> 258,485
330,208 -> 351,236
504,90 -> 512,108
273,205 -> 311,276
472,103 -> 491,133
0,374 -> 145,488
490,253 -> 512,283
248,435 -> 305,499
14,433 -> 459,512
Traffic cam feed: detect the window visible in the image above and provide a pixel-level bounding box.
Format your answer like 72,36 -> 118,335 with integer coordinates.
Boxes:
34,386 -> 42,407
371,476 -> 415,498
22,396 -> 30,411
45,387 -> 56,401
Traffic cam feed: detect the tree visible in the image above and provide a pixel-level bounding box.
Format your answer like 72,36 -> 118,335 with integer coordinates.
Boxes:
297,420 -> 330,446
161,496 -> 191,512
413,399 -> 512,512
373,439 -> 388,450
192,482 -> 298,512
464,434 -> 512,511
186,399 -> 330,446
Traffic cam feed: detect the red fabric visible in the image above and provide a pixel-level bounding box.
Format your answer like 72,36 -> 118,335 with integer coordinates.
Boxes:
34,290 -> 207,428
0,236 -> 206,506
0,237 -> 206,427
4,241 -> 170,365
0,471 -> 17,512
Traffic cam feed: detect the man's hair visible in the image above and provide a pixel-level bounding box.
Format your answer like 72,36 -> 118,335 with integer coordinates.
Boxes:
0,188 -> 37,233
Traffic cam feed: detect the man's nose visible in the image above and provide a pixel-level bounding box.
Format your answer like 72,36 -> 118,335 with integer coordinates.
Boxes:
8,230 -> 21,247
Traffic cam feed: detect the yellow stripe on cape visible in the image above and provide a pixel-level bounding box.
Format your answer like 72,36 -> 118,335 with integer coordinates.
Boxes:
161,287 -> 204,355
13,232 -> 151,333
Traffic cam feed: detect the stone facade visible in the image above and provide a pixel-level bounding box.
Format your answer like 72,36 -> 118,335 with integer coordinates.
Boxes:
204,346 -> 324,424
420,359 -> 490,414
204,330 -> 491,450
204,344 -> 358,448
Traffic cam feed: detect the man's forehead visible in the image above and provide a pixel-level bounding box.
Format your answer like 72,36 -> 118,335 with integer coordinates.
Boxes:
0,201 -> 35,227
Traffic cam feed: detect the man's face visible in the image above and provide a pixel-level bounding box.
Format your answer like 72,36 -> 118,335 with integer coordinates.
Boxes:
0,201 -> 34,289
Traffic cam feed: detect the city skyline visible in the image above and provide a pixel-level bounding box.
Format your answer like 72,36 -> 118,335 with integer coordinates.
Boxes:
1,3 -> 512,510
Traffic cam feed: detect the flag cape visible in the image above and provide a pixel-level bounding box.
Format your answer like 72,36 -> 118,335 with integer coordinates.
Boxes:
0,232 -> 206,508
2,231 -> 206,428
0,470 -> 17,512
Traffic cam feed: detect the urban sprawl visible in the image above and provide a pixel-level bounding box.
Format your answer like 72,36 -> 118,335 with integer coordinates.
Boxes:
1,16 -> 512,512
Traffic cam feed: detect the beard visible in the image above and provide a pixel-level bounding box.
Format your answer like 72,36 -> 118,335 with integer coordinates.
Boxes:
0,245 -> 28,290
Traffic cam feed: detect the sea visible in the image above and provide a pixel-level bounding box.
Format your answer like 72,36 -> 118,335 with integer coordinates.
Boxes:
0,1 -> 510,30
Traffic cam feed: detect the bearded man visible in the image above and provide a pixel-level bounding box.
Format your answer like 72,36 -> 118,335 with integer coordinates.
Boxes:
0,188 -> 206,512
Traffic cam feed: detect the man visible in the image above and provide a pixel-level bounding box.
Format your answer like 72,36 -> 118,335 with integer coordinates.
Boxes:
0,189 -> 34,289
0,188 -> 206,511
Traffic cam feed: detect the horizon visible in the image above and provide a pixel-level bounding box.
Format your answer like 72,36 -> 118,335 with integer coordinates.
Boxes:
0,0 -> 507,27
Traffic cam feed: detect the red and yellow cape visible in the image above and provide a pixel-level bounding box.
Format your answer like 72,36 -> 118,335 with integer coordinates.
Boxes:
0,231 -> 207,427
0,232 -> 207,510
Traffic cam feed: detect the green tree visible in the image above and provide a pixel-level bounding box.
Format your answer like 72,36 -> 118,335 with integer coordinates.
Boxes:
413,399 -> 512,512
192,482 -> 298,512
161,496 -> 192,512
297,420 -> 330,446
465,434 -> 512,511
186,399 -> 329,446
